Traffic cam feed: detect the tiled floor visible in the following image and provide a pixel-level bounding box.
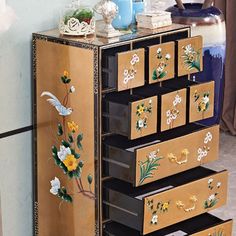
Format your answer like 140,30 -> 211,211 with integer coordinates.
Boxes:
204,132 -> 236,234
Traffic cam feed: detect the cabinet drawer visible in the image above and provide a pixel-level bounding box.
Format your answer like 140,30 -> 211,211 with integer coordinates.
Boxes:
162,79 -> 215,123
104,124 -> 219,186
177,36 -> 203,76
104,92 -> 158,140
148,42 -> 175,84
106,49 -> 145,91
104,167 -> 228,235
189,81 -> 215,123
104,214 -> 233,236
134,84 -> 187,132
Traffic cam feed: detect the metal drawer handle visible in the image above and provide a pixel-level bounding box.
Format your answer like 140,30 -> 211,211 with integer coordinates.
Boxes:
176,195 -> 198,212
168,149 -> 189,165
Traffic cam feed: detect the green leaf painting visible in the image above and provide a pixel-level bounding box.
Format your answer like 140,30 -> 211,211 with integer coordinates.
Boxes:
152,47 -> 171,81
182,44 -> 201,72
139,150 -> 163,185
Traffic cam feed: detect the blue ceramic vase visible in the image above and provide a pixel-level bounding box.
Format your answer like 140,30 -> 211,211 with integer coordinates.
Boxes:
131,1 -> 144,24
167,3 -> 226,125
112,0 -> 133,29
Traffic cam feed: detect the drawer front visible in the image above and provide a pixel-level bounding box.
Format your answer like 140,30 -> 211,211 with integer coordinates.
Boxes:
189,81 -> 215,123
135,125 -> 219,186
161,89 -> 187,132
177,36 -> 203,76
143,171 -> 228,235
191,220 -> 233,236
117,49 -> 145,91
149,42 -> 175,84
130,96 -> 158,140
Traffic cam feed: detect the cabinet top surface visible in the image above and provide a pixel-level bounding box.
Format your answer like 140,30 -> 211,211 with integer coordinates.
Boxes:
33,23 -> 189,48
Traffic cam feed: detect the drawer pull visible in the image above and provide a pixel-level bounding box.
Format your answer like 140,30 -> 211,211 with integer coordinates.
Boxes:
168,149 -> 189,165
176,195 -> 198,212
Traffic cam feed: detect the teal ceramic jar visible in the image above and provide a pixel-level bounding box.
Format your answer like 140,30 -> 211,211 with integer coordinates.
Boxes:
167,3 -> 226,125
112,0 -> 133,29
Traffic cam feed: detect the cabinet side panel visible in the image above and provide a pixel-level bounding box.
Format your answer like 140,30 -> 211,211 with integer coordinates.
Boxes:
35,39 -> 95,236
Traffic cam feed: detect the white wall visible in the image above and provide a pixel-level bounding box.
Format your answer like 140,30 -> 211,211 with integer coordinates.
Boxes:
0,0 -> 203,235
0,0 -> 93,235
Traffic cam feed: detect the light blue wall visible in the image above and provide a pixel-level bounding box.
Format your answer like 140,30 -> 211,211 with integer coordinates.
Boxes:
0,0 -> 203,235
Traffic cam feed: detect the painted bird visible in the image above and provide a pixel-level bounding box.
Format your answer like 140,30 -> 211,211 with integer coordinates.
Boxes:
41,91 -> 73,116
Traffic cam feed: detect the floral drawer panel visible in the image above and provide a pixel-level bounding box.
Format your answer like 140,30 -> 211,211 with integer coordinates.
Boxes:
161,89 -> 187,132
117,49 -> 145,91
135,125 -> 219,186
130,96 -> 158,139
189,81 -> 215,123
177,36 -> 203,76
142,171 -> 228,234
149,42 -> 175,84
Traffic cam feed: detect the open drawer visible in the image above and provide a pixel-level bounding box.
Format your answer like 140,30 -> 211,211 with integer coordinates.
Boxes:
103,123 -> 219,186
105,48 -> 145,91
162,79 -> 215,123
104,213 -> 233,236
103,167 -> 228,235
133,84 -> 187,132
103,91 -> 158,140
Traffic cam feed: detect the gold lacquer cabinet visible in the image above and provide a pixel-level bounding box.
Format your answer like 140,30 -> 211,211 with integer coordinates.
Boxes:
33,24 -> 232,236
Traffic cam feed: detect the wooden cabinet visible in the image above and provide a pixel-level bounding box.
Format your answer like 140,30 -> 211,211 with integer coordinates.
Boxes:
33,24 -> 232,236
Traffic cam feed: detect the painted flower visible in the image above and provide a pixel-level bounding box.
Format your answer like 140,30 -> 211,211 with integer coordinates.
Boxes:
208,194 -> 216,202
162,202 -> 169,210
157,48 -> 162,54
149,99 -> 152,105
64,70 -> 69,77
138,119 -> 144,128
157,66 -> 164,73
165,54 -> 171,60
124,69 -> 129,76
166,110 -> 171,117
50,177 -> 61,195
133,54 -> 140,62
208,178 -> 214,184
63,154 -> 78,172
137,104 -> 145,115
57,145 -> 72,162
70,86 -> 75,93
151,214 -> 158,224
148,151 -> 158,162
183,44 -> 194,55
204,132 -> 213,144
217,182 -> 221,188
173,94 -> 182,106
68,121 -> 79,133
202,95 -> 210,104
130,54 -> 139,65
